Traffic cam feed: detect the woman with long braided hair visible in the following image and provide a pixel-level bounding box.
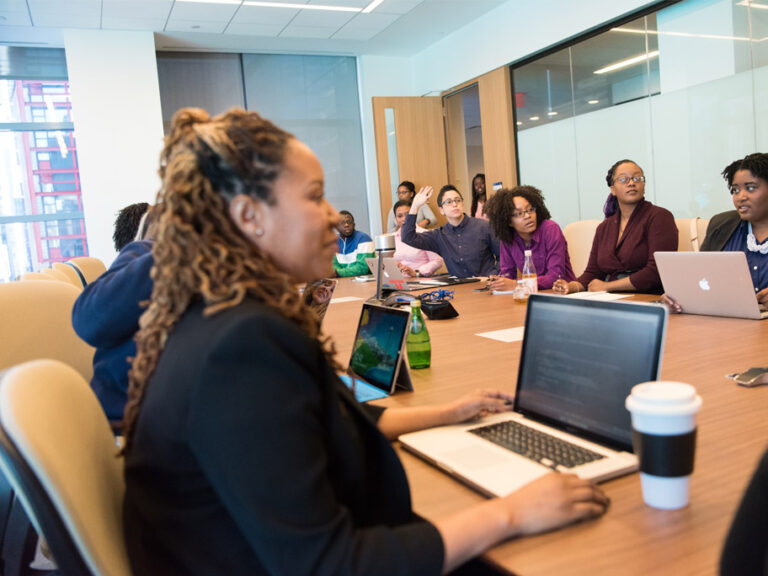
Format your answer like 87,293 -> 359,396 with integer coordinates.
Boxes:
122,108 -> 608,576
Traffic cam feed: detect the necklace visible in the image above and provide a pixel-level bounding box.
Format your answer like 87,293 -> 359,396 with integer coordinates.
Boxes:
747,223 -> 768,254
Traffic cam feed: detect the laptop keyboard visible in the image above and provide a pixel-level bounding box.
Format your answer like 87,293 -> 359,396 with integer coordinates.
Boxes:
468,420 -> 605,470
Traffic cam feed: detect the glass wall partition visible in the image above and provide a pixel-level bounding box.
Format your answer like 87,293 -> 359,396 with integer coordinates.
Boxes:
512,0 -> 766,226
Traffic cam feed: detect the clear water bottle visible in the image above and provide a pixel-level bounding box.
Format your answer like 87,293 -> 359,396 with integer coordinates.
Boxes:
407,300 -> 431,369
519,249 -> 538,298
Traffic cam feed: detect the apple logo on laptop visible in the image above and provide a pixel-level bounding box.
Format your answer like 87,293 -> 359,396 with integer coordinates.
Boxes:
698,277 -> 710,291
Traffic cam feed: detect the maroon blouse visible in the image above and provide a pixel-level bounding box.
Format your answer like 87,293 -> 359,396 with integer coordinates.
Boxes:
577,199 -> 677,293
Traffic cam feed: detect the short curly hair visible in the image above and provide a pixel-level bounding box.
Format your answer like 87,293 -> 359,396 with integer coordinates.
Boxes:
113,202 -> 149,251
722,153 -> 768,189
485,186 -> 551,245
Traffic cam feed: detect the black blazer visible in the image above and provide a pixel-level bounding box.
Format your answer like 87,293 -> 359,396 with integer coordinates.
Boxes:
701,210 -> 741,252
124,298 -> 443,576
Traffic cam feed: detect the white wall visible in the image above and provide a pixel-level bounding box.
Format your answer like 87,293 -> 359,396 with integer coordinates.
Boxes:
64,30 -> 164,266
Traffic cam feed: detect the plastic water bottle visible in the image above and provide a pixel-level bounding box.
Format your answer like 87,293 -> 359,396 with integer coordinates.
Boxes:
407,300 -> 431,369
519,249 -> 538,297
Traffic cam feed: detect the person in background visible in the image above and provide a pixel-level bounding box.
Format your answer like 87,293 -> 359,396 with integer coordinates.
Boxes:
402,184 -> 499,277
122,107 -> 608,576
553,159 -> 677,295
387,180 -> 437,231
113,202 -> 150,252
333,210 -> 374,277
72,204 -> 159,424
485,186 -> 575,291
701,153 -> 768,304
470,173 -> 488,220
392,199 -> 444,277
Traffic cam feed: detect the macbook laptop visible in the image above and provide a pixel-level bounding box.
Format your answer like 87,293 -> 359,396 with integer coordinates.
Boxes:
399,294 -> 668,497
346,303 -> 413,401
366,257 -> 481,291
655,251 -> 768,320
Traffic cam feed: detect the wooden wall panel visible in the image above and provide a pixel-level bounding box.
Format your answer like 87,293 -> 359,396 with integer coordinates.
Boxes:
477,66 -> 518,194
372,97 -> 448,230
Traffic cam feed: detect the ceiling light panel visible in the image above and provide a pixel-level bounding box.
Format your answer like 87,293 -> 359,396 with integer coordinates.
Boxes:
28,0 -> 101,28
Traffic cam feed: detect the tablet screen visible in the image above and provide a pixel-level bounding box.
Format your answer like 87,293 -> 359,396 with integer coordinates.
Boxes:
349,303 -> 410,393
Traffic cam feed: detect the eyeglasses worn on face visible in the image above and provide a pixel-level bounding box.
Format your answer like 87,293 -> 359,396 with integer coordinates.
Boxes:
441,198 -> 463,207
614,175 -> 646,185
512,207 -> 536,219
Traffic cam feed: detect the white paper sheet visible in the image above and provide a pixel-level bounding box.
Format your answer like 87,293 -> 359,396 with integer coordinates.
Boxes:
565,291 -> 632,301
476,326 -> 525,343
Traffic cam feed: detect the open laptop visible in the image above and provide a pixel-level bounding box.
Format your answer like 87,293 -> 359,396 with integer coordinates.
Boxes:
346,303 -> 413,402
366,257 -> 481,291
655,251 -> 768,320
399,294 -> 668,497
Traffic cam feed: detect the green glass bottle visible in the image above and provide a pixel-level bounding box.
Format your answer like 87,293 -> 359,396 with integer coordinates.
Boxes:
407,300 -> 431,369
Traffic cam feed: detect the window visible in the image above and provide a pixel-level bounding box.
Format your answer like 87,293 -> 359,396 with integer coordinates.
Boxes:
0,75 -> 87,282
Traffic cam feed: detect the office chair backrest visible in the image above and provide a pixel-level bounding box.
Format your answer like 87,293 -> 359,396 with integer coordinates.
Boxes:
40,268 -> 71,283
0,360 -> 131,576
0,281 -> 94,381
19,272 -> 54,282
675,217 -> 709,252
52,262 -> 86,289
67,257 -> 107,285
562,219 -> 601,278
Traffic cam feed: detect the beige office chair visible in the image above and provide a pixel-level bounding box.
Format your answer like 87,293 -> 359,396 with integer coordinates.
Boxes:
675,217 -> 710,252
52,262 -> 86,289
562,219 -> 601,278
40,268 -> 70,283
19,272 -> 54,282
0,360 -> 131,576
0,281 -> 94,382
67,257 -> 107,285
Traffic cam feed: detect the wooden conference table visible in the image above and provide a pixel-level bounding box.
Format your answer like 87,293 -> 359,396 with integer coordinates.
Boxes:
323,278 -> 768,576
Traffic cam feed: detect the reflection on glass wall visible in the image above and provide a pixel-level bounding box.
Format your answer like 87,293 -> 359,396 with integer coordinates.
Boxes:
513,0 -> 765,225
243,54 -> 369,234
445,84 -> 484,203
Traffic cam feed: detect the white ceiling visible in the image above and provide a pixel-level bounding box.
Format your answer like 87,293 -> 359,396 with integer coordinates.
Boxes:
0,0 -> 510,56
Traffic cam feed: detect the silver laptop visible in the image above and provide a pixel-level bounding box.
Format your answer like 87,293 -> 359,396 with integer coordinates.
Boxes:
399,294 -> 668,497
365,257 -> 449,291
655,251 -> 768,320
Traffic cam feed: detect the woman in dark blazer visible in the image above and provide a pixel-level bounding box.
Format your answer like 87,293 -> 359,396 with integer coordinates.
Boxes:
121,108 -> 608,576
554,159 -> 678,295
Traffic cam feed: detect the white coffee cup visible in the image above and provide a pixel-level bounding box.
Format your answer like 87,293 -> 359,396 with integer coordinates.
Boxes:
625,381 -> 702,510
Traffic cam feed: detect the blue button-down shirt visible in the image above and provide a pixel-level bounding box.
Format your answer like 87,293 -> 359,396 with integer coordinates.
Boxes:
722,220 -> 768,293
401,213 -> 499,277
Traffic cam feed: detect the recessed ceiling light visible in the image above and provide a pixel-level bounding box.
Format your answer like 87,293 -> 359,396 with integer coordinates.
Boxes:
362,0 -> 386,13
516,121 -> 522,126
243,1 -> 361,12
529,116 -> 540,121
191,25 -> 201,29
547,111 -> 558,116
594,50 -> 659,74
588,99 -> 599,105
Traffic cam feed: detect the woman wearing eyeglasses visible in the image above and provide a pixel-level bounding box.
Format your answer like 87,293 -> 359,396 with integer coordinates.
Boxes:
484,186 -> 575,291
553,159 -> 677,295
402,184 -> 499,277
